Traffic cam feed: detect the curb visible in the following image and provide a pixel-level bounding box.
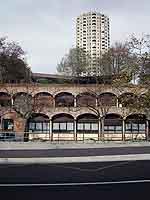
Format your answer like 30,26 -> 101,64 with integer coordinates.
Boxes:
0,142 -> 150,150
0,154 -> 150,164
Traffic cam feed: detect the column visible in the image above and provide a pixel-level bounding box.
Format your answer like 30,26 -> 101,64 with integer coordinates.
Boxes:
11,97 -> 14,107
53,97 -> 55,108
74,97 -> 77,107
116,98 -> 119,108
101,117 -> 104,141
122,119 -> 125,141
73,120 -> 77,141
146,120 -> 149,141
96,98 -> 98,107
98,118 -> 101,141
50,119 -> 52,141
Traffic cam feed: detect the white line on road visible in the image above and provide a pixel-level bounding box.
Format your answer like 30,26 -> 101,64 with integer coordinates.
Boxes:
0,180 -> 150,187
1,154 -> 150,164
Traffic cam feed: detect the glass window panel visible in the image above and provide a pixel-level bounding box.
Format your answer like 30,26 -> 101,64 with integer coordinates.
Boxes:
91,123 -> 98,130
139,124 -> 145,131
36,123 -> 42,130
84,123 -> 91,130
29,122 -> 35,130
78,123 -> 84,130
53,123 -> 59,130
67,123 -> 74,131
3,119 -> 14,131
104,126 -> 108,131
132,123 -> 138,130
116,126 -> 122,131
7,121 -> 14,130
60,123 -> 66,130
43,123 -> 49,131
108,126 -> 115,130
126,123 -> 131,130
37,130 -> 43,133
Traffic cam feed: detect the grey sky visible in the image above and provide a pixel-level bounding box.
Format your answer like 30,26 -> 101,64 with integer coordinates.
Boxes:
0,0 -> 150,74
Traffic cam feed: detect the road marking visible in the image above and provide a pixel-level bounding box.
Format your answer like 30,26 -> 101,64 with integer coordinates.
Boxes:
0,180 -> 150,187
0,154 -> 150,164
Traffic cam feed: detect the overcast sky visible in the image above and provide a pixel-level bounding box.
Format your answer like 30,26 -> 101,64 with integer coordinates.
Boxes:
0,0 -> 150,74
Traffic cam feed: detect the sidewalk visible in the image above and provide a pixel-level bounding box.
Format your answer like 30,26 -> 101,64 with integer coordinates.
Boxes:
0,141 -> 150,150
1,154 -> 150,164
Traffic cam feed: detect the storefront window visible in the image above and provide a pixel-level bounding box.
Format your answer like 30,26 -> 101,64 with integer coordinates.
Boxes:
77,122 -> 98,132
104,114 -> 123,133
2,119 -> 14,131
91,123 -> 98,130
53,122 -> 74,132
52,114 -> 74,133
125,121 -> 146,133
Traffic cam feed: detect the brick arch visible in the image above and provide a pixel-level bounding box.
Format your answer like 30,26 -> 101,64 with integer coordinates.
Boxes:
76,92 -> 96,107
34,92 -> 53,98
28,113 -> 50,121
126,113 -> 147,120
54,90 -> 76,97
104,113 -> 123,134
76,113 -> 98,121
26,113 -> 50,141
105,113 -> 123,119
118,92 -> 138,107
76,113 -> 99,133
13,92 -> 32,100
34,92 -> 53,107
0,92 -> 11,107
99,92 -> 117,106
52,113 -> 74,133
55,92 -> 74,107
125,114 -> 147,135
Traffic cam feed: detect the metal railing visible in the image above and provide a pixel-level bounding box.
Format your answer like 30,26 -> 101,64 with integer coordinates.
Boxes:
0,131 -> 148,142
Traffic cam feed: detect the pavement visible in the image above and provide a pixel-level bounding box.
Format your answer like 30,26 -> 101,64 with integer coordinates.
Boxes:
0,141 -> 150,150
0,145 -> 150,164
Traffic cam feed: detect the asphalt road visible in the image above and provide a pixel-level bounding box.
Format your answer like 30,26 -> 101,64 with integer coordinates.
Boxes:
0,160 -> 149,184
1,146 -> 150,158
0,183 -> 149,200
0,161 -> 150,199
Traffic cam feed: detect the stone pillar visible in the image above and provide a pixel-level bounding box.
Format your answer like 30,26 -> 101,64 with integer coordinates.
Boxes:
146,120 -> 149,141
74,97 -> 77,107
122,119 -> 125,141
74,120 -> 77,141
98,118 -> 101,141
53,97 -> 55,108
96,98 -> 98,107
101,117 -> 104,141
11,97 -> 14,107
116,98 -> 119,108
50,119 -> 53,141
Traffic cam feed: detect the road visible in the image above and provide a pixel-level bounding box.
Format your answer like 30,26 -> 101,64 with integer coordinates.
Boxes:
1,146 -> 150,157
1,146 -> 150,199
0,182 -> 149,200
0,160 -> 150,199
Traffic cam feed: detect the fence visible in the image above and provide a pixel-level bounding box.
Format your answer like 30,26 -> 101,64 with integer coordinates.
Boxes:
0,131 -> 148,142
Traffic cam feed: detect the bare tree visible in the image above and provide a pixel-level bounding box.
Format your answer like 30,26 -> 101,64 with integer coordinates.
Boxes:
127,34 -> 150,83
57,47 -> 91,77
95,42 -> 132,77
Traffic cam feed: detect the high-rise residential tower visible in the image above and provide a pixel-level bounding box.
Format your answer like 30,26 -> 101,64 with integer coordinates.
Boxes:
76,11 -> 110,75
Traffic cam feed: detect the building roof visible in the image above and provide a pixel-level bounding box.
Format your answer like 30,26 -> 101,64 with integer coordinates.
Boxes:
32,73 -> 72,80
